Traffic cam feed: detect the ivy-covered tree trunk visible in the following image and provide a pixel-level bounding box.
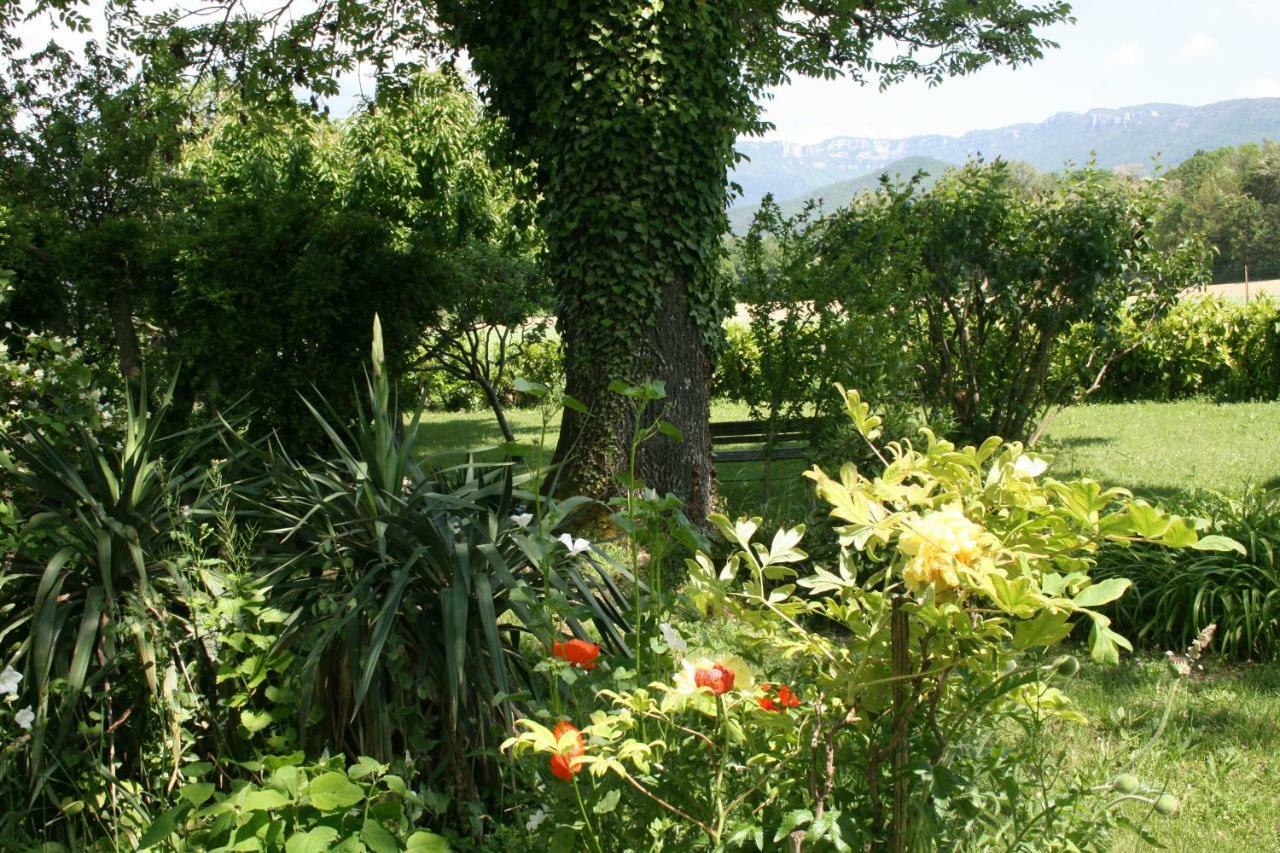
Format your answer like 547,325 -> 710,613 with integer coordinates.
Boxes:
449,1 -> 748,523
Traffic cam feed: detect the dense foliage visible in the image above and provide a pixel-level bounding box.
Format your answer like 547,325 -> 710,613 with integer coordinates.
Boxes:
1096,488 -> 1280,661
2,62 -> 539,442
1092,296 -> 1280,402
1160,140 -> 1280,283
725,161 -> 1210,445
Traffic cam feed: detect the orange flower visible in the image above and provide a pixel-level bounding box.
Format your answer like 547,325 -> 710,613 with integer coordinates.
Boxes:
553,639 -> 601,670
549,720 -> 586,782
693,663 -> 735,695
758,682 -> 800,712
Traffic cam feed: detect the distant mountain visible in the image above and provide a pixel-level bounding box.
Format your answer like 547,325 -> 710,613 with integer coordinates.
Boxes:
728,156 -> 954,233
732,98 -> 1280,209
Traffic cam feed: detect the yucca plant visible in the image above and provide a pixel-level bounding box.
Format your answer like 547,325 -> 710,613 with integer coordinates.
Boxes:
1097,488 -> 1280,660
248,317 -> 629,804
0,378 -> 220,839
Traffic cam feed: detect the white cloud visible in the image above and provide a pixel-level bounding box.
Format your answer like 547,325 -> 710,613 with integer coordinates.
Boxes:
1106,43 -> 1146,72
1241,77 -> 1280,98
1179,34 -> 1218,60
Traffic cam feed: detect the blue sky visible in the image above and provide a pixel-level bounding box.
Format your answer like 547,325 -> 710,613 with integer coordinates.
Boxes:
15,0 -> 1280,145
761,0 -> 1280,143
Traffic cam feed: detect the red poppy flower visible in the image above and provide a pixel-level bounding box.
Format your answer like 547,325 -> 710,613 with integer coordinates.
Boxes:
553,639 -> 601,670
694,663 -> 736,695
758,682 -> 800,712
549,720 -> 586,782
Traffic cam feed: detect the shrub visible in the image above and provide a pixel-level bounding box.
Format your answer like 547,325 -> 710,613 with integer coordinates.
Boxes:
1095,296 -> 1280,402
141,754 -> 449,852
729,162 -> 1211,447
244,318 -> 629,811
1096,488 -> 1280,660
0,380 -> 222,840
503,389 -> 1226,850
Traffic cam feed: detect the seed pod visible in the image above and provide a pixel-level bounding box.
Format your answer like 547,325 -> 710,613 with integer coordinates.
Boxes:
1113,773 -> 1140,795
1054,655 -> 1081,677
1155,794 -> 1180,816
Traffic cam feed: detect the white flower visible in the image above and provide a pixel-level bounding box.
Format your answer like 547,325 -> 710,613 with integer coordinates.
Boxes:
525,808 -> 546,831
510,512 -> 534,529
0,665 -> 22,695
1013,454 -> 1048,479
558,533 -> 591,556
14,706 -> 33,730
659,622 -> 687,654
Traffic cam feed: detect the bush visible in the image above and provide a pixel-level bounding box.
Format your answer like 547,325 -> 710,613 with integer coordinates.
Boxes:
503,389 -> 1225,850
1096,488 -> 1280,660
1095,296 -> 1280,402
728,162 -> 1210,447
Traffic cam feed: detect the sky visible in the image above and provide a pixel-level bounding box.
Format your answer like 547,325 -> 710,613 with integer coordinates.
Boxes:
759,0 -> 1280,143
13,0 -> 1280,145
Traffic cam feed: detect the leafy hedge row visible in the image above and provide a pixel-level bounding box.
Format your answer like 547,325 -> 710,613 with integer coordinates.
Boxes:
716,296 -> 1280,410
1098,296 -> 1280,402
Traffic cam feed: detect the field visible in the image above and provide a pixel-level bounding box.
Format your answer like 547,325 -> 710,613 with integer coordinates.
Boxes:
419,398 -> 1280,852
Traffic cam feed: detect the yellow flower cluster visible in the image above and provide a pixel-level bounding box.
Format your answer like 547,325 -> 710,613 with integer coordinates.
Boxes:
897,504 -> 989,595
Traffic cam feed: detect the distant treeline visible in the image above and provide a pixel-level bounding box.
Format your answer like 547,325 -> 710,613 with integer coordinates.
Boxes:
1159,140 -> 1280,283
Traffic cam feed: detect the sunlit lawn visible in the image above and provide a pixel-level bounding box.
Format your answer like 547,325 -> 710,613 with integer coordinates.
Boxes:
1061,657 -> 1280,852
1038,399 -> 1280,499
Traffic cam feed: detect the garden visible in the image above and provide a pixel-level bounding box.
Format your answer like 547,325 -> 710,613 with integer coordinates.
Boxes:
3,1 -> 1280,851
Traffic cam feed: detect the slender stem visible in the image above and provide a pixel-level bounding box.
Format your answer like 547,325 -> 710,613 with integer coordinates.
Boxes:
711,694 -> 727,842
573,776 -> 605,853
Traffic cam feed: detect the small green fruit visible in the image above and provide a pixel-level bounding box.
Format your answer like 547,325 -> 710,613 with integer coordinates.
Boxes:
1154,794 -> 1180,816
1113,774 -> 1140,795
1054,655 -> 1081,677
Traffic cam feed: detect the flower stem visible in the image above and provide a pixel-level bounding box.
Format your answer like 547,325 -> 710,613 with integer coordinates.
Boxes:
573,776 -> 605,853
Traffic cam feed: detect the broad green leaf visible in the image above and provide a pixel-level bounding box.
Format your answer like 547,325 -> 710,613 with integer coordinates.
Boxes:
592,789 -> 621,814
242,789 -> 291,812
285,827 -> 342,853
405,830 -> 451,852
137,804 -> 190,849
1191,534 -> 1246,554
1073,578 -> 1131,608
179,782 -> 216,807
361,819 -> 399,853
308,772 -> 365,812
1013,610 -> 1073,649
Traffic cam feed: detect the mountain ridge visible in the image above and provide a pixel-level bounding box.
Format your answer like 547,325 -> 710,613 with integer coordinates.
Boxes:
732,98 -> 1280,208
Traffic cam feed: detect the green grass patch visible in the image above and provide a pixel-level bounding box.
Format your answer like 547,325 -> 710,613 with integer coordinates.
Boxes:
1038,399 -> 1280,500
1060,656 -> 1280,852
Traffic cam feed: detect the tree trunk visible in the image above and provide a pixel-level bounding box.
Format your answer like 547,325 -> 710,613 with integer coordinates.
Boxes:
551,275 -> 715,525
108,284 -> 143,382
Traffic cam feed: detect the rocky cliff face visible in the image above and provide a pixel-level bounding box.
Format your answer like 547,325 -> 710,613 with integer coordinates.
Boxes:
732,98 -> 1280,207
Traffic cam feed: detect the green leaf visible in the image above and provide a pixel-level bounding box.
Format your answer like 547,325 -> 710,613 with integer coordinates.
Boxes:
361,819 -> 399,853
308,772 -> 365,812
1013,610 -> 1073,649
405,830 -> 451,852
137,803 -> 190,849
592,788 -> 621,814
179,782 -> 216,807
240,708 -> 273,735
1191,534 -> 1246,554
242,789 -> 291,812
1073,578 -> 1131,608
286,827 -> 342,853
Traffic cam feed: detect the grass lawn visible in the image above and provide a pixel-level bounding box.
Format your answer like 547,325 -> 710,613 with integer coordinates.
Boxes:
1062,656 -> 1280,852
417,398 -> 1280,850
1037,399 -> 1280,499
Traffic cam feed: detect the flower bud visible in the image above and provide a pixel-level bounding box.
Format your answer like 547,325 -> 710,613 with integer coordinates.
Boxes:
1154,794 -> 1180,816
1113,774 -> 1140,795
1054,655 -> 1081,677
